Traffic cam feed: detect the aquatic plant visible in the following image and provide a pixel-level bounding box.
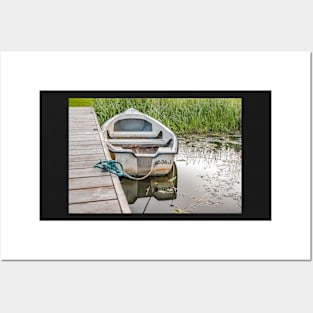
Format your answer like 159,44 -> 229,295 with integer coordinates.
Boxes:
69,98 -> 241,134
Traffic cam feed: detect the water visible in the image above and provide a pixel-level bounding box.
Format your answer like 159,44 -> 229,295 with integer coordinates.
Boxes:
120,134 -> 241,214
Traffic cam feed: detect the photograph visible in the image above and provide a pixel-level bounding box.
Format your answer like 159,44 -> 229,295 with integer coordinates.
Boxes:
68,97 -> 242,215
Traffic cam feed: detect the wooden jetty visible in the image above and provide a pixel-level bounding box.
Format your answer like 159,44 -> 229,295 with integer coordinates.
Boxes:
69,107 -> 131,214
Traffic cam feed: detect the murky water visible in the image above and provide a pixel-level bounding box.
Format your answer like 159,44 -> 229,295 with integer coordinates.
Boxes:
120,134 -> 241,214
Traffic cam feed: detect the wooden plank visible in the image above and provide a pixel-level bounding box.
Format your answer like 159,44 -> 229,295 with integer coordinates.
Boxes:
69,116 -> 95,121
69,128 -> 98,132
111,174 -> 131,214
69,133 -> 98,137
69,114 -> 93,117
69,123 -> 97,126
69,186 -> 117,203
69,132 -> 99,136
69,167 -> 109,178
69,146 -> 103,151
69,121 -> 95,124
69,122 -> 96,125
69,111 -> 94,114
69,108 -> 93,113
69,139 -> 102,147
69,160 -> 101,169
68,135 -> 99,142
69,200 -> 121,214
69,140 -> 101,145
69,176 -> 113,189
69,122 -> 96,126
69,148 -> 104,156
69,123 -> 96,128
69,154 -> 106,162
69,120 -> 95,123
69,107 -> 93,109
69,130 -> 98,134
69,144 -> 101,149
69,113 -> 94,116
69,131 -> 98,135
69,116 -> 95,119
69,123 -> 97,127
69,110 -> 93,116
69,117 -> 94,120
69,140 -> 101,146
69,130 -> 97,133
69,114 -> 93,116
69,129 -> 98,132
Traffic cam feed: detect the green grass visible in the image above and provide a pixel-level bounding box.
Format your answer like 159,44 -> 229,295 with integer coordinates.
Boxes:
94,98 -> 241,135
69,98 -> 95,107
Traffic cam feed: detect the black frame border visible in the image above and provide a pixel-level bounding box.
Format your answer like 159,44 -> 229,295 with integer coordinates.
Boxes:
40,91 -> 271,220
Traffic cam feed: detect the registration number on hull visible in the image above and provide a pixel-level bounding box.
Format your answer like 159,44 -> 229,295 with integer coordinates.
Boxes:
155,160 -> 172,166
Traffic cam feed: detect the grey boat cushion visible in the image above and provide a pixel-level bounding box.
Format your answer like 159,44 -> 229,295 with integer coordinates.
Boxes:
114,119 -> 152,132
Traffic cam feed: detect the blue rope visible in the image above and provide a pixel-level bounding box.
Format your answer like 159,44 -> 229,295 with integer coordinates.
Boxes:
94,159 -> 154,180
94,160 -> 125,177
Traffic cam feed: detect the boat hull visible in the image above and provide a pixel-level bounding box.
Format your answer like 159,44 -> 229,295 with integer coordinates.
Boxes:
113,152 -> 175,176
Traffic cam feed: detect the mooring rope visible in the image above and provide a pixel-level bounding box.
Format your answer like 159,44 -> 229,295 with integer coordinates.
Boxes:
94,159 -> 154,181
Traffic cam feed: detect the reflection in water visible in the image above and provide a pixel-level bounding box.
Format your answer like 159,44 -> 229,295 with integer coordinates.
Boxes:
121,134 -> 241,214
120,164 -> 177,207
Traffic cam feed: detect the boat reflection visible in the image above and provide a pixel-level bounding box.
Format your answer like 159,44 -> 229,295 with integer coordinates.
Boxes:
120,163 -> 177,204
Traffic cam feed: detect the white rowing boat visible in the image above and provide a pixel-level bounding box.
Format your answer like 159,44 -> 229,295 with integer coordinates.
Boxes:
101,108 -> 178,177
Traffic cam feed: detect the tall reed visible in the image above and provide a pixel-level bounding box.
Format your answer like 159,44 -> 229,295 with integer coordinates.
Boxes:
70,98 -> 241,134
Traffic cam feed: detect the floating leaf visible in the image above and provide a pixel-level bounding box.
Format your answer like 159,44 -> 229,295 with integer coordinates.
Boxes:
168,176 -> 177,182
174,208 -> 191,214
145,186 -> 150,196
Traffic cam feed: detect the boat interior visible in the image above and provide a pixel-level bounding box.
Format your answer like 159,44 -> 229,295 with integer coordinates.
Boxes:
105,118 -> 174,151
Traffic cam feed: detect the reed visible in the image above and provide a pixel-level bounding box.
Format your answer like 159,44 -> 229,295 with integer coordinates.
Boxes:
69,98 -> 241,134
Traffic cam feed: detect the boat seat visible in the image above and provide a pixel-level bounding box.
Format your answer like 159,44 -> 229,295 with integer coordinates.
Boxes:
107,138 -> 170,147
108,131 -> 161,138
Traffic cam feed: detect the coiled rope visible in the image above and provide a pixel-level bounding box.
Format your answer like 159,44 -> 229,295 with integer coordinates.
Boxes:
94,159 -> 154,181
